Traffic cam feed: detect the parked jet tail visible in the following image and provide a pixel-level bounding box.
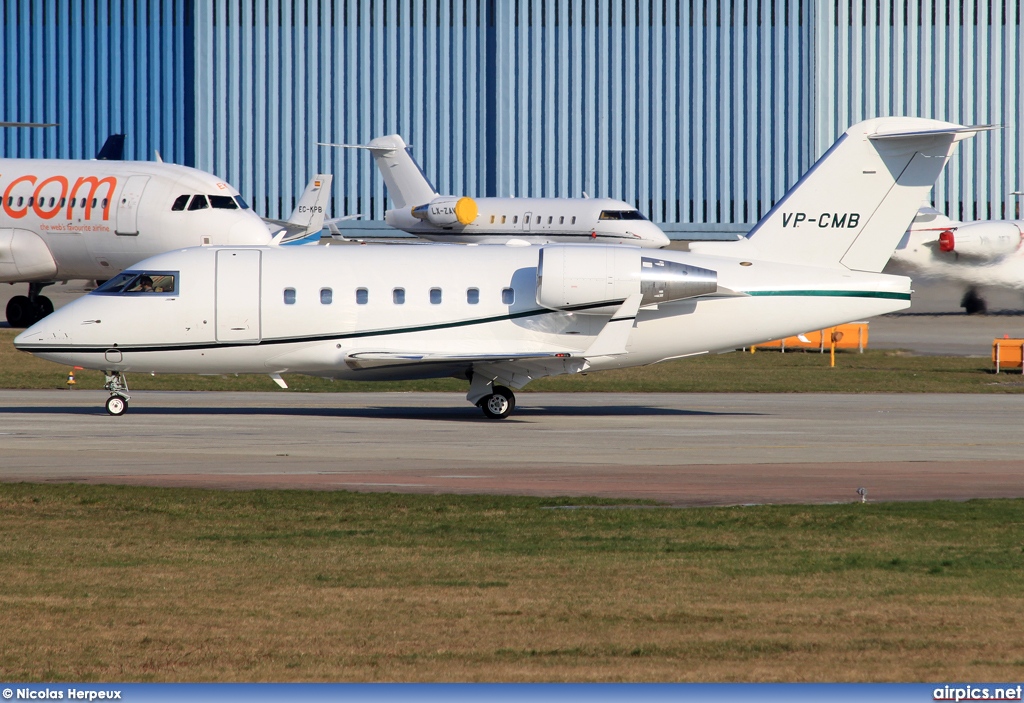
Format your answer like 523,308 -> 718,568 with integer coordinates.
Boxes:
692,118 -> 997,272
321,135 -> 438,209
96,134 -> 126,160
265,174 -> 333,245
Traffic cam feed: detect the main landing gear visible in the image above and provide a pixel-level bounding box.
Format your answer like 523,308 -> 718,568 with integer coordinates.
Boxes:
960,287 -> 987,315
103,371 -> 130,416
478,385 -> 516,420
6,282 -> 55,328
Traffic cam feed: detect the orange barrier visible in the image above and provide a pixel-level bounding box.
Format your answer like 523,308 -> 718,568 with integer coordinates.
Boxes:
752,322 -> 869,353
992,338 -> 1024,373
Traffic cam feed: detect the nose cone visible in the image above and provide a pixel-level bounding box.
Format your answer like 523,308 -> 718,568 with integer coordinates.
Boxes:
638,223 -> 671,248
229,212 -> 276,245
14,309 -> 73,352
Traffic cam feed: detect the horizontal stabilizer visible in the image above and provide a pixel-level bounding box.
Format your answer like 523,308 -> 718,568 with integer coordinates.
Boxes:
323,134 -> 437,209
867,124 -> 1001,141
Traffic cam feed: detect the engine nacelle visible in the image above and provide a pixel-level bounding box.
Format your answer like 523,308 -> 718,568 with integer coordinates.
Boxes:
536,245 -> 717,313
0,228 -> 58,282
411,196 -> 478,226
937,221 -> 1023,259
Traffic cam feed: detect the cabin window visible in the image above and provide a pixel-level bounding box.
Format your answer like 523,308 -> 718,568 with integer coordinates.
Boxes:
500,215 -> 506,224
393,288 -> 405,305
5,197 -> 10,206
512,216 -> 518,224
283,288 -> 296,305
101,198 -> 108,209
59,198 -> 65,207
234,195 -> 250,209
91,198 -> 97,209
48,197 -> 55,207
548,216 -> 552,224
17,197 -> 23,207
27,197 -> 34,207
571,216 -> 576,224
490,215 -> 495,224
209,195 -> 238,209
171,195 -> 189,211
80,198 -> 86,208
188,195 -> 209,211
356,288 -> 368,305
430,288 -> 442,305
502,288 -> 515,305
320,288 -> 333,305
467,288 -> 479,305
535,216 -> 540,224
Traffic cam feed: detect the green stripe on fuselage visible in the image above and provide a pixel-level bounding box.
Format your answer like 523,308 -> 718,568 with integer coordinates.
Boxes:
744,290 -> 911,300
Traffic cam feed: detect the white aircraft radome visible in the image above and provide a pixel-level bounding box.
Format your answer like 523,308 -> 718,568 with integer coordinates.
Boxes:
887,202 -> 1024,313
16,117 -> 984,418
0,133 -> 333,327
321,134 -> 671,248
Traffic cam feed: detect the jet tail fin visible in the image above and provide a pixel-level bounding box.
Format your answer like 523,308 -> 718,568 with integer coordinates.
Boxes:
740,118 -> 996,272
96,134 -> 126,160
320,134 -> 437,209
285,174 -> 333,233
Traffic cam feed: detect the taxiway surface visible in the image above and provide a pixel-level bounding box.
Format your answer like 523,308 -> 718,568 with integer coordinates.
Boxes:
2,390 -> 1022,506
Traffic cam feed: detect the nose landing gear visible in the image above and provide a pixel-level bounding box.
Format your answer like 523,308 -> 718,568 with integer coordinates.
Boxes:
103,371 -> 130,416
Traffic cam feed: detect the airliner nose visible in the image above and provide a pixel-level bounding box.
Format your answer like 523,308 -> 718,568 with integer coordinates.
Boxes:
645,223 -> 671,248
14,310 -> 73,350
229,215 -> 275,245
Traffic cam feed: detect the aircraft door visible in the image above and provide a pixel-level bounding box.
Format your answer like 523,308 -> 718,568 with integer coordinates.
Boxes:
215,249 -> 262,343
116,176 -> 150,235
524,212 -> 532,232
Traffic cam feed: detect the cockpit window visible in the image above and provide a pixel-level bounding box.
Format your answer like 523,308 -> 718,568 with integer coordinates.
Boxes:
188,195 -> 209,211
94,271 -> 178,295
171,194 -> 190,211
599,209 -> 647,221
234,195 -> 250,210
209,195 -> 238,209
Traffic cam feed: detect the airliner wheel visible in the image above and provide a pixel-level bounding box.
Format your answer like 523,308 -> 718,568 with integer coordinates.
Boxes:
106,395 -> 128,417
6,295 -> 32,328
36,296 -> 54,317
480,386 -> 515,420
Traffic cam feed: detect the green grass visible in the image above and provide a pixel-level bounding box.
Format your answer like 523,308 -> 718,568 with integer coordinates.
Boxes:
3,329 -> 1022,393
1,483 -> 1022,681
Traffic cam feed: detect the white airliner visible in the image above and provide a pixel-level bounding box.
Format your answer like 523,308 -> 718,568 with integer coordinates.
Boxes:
323,134 -> 670,248
0,137 -> 332,326
887,202 -> 1024,313
16,118 -> 984,418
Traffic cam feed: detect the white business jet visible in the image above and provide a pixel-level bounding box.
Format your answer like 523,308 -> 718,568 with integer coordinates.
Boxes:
16,118 -> 984,418
887,200 -> 1024,313
322,134 -> 670,248
0,131 -> 332,326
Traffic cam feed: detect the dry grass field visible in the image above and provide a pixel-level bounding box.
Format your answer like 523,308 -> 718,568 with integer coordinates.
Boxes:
1,484 -> 1022,682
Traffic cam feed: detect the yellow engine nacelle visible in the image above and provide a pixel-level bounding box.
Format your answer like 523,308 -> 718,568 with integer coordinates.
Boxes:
536,245 -> 718,314
411,196 -> 478,227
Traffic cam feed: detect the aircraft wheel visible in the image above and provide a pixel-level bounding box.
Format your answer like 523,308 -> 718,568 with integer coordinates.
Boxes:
480,387 -> 515,420
961,288 -> 987,315
105,395 -> 128,416
36,296 -> 54,318
6,296 -> 33,327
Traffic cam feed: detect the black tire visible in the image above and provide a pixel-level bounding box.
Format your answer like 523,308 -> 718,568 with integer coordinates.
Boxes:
6,295 -> 32,327
480,388 -> 515,419
961,288 -> 987,315
36,296 -> 54,317
105,395 -> 128,416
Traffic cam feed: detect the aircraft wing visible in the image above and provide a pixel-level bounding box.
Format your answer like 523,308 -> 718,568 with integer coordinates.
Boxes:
344,349 -> 577,371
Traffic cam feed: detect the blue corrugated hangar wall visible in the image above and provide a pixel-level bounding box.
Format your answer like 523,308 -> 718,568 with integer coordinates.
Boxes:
2,1 -> 1022,234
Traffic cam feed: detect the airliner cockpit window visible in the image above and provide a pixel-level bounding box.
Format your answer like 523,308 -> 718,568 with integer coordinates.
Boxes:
620,210 -> 647,220
94,272 -> 178,295
188,195 -> 209,211
209,195 -> 238,209
171,195 -> 189,211
599,210 -> 621,220
234,195 -> 250,210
